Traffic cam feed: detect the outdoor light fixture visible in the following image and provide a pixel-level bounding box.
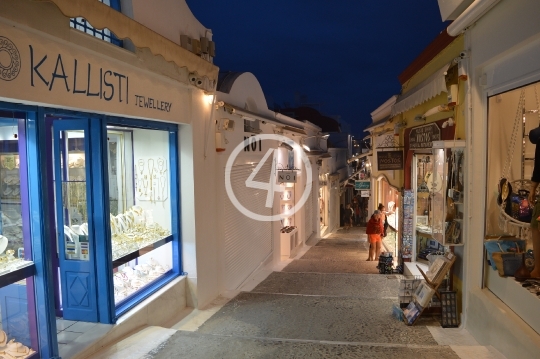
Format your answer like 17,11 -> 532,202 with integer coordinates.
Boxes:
442,117 -> 455,128
280,142 -> 294,151
415,104 -> 452,122
203,92 -> 214,105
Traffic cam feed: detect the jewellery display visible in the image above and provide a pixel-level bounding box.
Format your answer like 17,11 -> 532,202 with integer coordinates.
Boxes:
110,206 -> 171,261
0,330 -> 35,359
135,157 -> 169,203
113,257 -> 171,303
0,155 -> 21,200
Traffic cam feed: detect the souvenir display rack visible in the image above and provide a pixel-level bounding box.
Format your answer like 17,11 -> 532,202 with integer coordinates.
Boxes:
426,141 -> 466,247
401,190 -> 414,260
403,251 -> 456,325
280,185 -> 299,258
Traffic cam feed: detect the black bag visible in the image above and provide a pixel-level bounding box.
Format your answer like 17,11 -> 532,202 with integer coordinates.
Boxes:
383,216 -> 389,237
505,189 -> 532,223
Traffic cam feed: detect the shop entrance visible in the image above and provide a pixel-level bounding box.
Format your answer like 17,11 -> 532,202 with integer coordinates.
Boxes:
52,119 -> 98,322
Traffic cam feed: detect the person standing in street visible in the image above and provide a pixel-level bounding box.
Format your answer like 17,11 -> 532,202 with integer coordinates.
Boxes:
366,210 -> 384,261
343,203 -> 353,230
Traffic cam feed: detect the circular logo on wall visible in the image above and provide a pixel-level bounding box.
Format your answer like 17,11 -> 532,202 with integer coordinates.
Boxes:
225,134 -> 312,222
0,36 -> 21,81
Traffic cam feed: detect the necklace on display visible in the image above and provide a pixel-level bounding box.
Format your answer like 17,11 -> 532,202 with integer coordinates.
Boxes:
148,159 -> 155,203
142,176 -> 149,196
138,159 -> 145,176
160,176 -> 166,205
157,158 -> 165,175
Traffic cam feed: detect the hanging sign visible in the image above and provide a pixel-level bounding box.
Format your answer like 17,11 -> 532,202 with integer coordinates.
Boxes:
409,123 -> 441,149
377,150 -> 404,170
355,180 -> 370,190
361,190 -> 370,197
277,170 -> 297,183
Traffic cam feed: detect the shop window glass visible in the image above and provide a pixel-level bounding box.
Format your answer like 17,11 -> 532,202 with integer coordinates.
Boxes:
0,114 -> 38,356
106,127 -> 173,304
0,118 -> 33,271
0,280 -> 37,357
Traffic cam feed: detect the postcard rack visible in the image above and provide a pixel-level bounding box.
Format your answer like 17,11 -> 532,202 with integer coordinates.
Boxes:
403,251 -> 456,326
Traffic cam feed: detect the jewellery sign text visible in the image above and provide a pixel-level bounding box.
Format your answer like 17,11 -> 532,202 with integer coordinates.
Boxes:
0,23 -> 186,122
377,150 -> 403,171
409,123 -> 441,149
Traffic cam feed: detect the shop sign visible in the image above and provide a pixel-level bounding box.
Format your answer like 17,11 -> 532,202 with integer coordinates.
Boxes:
409,123 -> 441,149
0,22 -> 188,123
355,180 -> 370,190
377,150 -> 403,170
277,170 -> 297,183
361,190 -> 370,197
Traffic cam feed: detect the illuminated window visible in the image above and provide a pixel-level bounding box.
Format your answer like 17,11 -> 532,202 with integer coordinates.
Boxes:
70,0 -> 122,47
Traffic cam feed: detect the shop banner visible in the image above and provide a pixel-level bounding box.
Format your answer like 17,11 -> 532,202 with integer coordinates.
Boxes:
0,20 -> 190,123
409,123 -> 441,149
377,150 -> 403,170
355,180 -> 370,190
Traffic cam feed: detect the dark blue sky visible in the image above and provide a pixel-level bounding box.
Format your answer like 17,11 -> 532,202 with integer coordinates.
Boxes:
187,1 -> 448,138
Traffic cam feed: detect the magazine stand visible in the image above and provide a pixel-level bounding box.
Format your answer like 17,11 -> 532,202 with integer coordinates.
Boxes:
404,252 -> 456,325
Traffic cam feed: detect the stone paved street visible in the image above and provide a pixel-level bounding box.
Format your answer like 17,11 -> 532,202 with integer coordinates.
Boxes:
146,226 -> 505,359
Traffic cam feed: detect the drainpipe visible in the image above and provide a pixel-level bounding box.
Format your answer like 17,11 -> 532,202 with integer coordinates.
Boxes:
447,0 -> 502,36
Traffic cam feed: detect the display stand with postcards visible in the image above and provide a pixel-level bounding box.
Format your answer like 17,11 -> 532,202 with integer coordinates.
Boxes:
402,251 -> 456,325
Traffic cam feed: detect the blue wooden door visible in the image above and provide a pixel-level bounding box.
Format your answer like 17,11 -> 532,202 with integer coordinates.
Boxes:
53,120 -> 98,322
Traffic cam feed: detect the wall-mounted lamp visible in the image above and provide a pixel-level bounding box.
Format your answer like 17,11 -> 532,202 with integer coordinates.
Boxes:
415,104 -> 452,122
442,117 -> 455,128
204,92 -> 214,105
279,142 -> 294,151
393,121 -> 407,135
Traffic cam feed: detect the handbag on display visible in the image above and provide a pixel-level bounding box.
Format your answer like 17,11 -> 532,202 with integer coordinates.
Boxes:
505,189 -> 532,223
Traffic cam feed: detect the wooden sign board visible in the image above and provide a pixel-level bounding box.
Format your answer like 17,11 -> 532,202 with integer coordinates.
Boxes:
377,150 -> 404,170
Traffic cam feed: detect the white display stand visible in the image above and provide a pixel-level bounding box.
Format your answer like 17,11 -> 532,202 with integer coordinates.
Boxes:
280,227 -> 300,258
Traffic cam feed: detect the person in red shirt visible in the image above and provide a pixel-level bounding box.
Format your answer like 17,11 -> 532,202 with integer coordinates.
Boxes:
366,210 -> 384,261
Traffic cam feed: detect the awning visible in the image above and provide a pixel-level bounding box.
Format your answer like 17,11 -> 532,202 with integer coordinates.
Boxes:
347,151 -> 372,164
364,116 -> 390,132
339,169 -> 363,187
391,63 -> 450,117
42,0 -> 219,85
304,150 -> 332,158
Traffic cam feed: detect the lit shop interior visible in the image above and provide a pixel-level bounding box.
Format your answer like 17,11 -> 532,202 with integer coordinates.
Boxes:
0,107 -> 181,357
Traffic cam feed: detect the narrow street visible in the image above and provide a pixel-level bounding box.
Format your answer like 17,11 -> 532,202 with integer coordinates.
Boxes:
140,226 -> 504,359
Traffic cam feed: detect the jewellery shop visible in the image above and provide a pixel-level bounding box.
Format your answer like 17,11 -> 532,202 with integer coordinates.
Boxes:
0,18 -> 189,357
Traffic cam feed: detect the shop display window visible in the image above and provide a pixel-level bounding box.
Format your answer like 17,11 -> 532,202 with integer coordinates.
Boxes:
0,120 -> 33,272
0,114 -> 38,356
106,126 -> 173,304
413,141 -> 465,260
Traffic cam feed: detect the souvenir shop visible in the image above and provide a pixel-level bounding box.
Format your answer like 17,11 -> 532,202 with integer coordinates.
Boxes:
401,120 -> 463,264
463,1 -> 540,356
0,19 -> 190,358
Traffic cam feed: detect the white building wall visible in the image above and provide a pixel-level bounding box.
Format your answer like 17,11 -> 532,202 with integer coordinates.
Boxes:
464,0 -> 540,357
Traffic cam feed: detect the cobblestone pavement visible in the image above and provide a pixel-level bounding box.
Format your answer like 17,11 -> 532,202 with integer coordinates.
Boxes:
147,226 -> 504,359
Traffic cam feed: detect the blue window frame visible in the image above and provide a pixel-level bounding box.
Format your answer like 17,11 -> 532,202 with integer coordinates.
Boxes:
70,0 -> 123,47
105,116 -> 181,318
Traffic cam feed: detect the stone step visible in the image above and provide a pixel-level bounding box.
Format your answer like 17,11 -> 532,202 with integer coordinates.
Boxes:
148,331 -> 460,359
